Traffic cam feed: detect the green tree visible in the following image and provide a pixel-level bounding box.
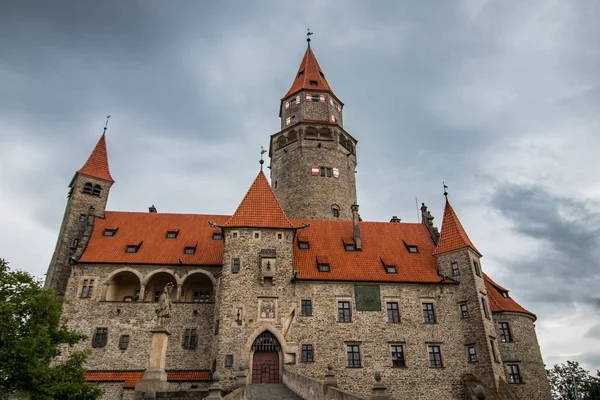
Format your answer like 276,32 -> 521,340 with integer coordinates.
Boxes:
547,361 -> 600,400
0,258 -> 101,400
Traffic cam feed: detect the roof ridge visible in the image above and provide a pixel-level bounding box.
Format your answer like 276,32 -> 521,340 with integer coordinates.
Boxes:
78,132 -> 114,182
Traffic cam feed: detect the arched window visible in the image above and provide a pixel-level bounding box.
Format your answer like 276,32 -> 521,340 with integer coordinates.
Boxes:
83,182 -> 93,195
92,184 -> 102,197
287,130 -> 297,142
276,135 -> 286,149
319,128 -> 332,139
331,204 -> 340,218
304,127 -> 318,139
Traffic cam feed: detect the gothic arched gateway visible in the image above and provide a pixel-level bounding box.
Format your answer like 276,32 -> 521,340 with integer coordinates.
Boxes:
251,331 -> 281,384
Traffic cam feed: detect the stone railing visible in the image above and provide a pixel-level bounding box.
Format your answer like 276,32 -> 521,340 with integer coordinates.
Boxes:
283,366 -> 375,400
223,387 -> 245,400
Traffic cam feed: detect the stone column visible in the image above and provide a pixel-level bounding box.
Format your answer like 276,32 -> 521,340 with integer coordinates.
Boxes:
134,328 -> 171,392
371,371 -> 389,400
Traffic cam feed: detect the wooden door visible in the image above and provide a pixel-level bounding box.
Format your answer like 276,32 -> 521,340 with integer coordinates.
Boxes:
252,351 -> 279,384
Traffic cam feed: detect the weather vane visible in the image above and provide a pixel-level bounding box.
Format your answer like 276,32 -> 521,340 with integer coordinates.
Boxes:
443,182 -> 449,201
260,146 -> 267,171
104,115 -> 111,132
307,29 -> 313,47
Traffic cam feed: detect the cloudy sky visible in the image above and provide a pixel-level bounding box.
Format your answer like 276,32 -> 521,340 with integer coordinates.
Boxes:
1,0 -> 599,372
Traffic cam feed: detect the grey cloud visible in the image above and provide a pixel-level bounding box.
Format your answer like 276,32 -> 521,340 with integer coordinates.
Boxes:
586,325 -> 600,341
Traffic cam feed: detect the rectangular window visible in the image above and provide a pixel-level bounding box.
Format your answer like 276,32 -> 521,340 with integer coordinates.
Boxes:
474,261 -> 481,277
253,231 -> 260,239
391,345 -> 405,367
183,328 -> 198,350
212,233 -> 222,240
320,166 -> 326,176
225,355 -> 233,368
301,344 -> 314,362
498,322 -> 512,342
385,265 -> 397,274
407,245 -> 418,253
184,246 -> 195,255
451,262 -> 460,276
318,263 -> 330,272
154,290 -> 161,302
460,303 -> 469,319
490,340 -> 499,362
298,241 -> 309,249
346,345 -> 361,368
92,327 -> 108,348
119,335 -> 129,350
79,214 -> 86,222
72,238 -> 79,248
387,302 -> 400,323
125,245 -> 138,253
301,300 -> 312,317
422,303 -> 436,324
507,364 -> 522,384
166,231 -> 178,239
338,301 -> 351,322
103,229 -> 116,237
467,345 -> 477,362
428,345 -> 443,368
80,279 -> 94,298
344,244 -> 356,251
277,232 -> 283,240
232,231 -> 238,239
232,258 -> 240,274
325,168 -> 332,177
481,297 -> 490,319
193,292 -> 210,303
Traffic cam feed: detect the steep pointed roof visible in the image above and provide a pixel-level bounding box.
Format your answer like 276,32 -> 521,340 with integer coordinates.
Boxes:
77,132 -> 114,182
284,46 -> 336,99
433,200 -> 481,256
223,171 -> 295,229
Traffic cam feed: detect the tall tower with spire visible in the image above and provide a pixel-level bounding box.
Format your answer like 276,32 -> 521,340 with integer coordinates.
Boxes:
269,40 -> 358,220
45,128 -> 114,296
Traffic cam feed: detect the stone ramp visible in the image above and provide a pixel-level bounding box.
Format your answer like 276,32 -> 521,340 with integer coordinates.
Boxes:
247,383 -> 304,400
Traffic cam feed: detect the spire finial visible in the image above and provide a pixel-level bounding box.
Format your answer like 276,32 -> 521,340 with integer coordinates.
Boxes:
260,146 -> 267,171
443,182 -> 449,202
306,29 -> 313,47
104,115 -> 111,133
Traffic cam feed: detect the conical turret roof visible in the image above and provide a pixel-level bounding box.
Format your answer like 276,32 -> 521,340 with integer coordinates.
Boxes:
433,200 -> 481,256
77,132 -> 114,182
284,46 -> 337,99
223,171 -> 295,229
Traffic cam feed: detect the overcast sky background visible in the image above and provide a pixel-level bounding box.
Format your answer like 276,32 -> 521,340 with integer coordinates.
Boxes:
1,0 -> 599,372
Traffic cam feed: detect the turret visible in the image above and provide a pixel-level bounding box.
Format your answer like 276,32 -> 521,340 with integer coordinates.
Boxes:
269,42 -> 358,220
45,127 -> 114,296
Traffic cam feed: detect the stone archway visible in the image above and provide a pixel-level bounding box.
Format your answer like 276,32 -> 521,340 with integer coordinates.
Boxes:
250,331 -> 281,384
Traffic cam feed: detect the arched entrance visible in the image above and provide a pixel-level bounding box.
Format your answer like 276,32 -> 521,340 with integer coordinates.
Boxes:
251,331 -> 281,384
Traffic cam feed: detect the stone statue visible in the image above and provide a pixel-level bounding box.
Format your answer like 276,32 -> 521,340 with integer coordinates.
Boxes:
156,283 -> 173,328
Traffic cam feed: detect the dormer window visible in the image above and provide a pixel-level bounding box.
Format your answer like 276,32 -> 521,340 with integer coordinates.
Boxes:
298,241 -> 309,249
103,228 -> 118,237
125,243 -> 141,253
184,242 -> 197,255
381,258 -> 397,274
213,232 -> 223,240
297,70 -> 304,77
404,242 -> 419,253
317,256 -> 330,272
309,80 -> 318,86
502,291 -> 510,298
166,230 -> 179,239
319,71 -> 325,78
343,238 -> 356,251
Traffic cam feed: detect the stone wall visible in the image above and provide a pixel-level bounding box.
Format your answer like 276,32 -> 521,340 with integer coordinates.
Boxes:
495,313 -> 552,400
283,369 -> 367,400
60,263 -> 217,371
270,124 -> 357,221
280,90 -> 343,130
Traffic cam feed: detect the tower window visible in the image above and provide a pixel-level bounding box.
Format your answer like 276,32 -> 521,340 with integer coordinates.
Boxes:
331,205 -> 340,218
232,258 -> 240,274
498,322 -> 512,342
460,303 -> 469,319
319,71 -> 325,78
507,364 -> 522,384
467,345 -> 477,362
474,261 -> 481,277
309,80 -> 318,86
451,262 -> 459,276
297,70 -> 304,77
481,297 -> 490,319
490,340 -> 499,362
92,184 -> 102,197
83,182 -> 93,195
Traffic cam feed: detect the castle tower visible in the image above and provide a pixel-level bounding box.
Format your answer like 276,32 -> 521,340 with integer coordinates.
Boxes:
45,130 -> 114,296
269,43 -> 358,220
433,197 -> 506,392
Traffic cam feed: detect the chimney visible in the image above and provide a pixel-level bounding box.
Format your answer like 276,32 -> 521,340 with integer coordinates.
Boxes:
148,205 -> 157,213
351,204 -> 362,250
390,216 -> 401,223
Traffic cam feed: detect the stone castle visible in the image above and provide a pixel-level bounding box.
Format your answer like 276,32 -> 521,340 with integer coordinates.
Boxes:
45,42 -> 552,400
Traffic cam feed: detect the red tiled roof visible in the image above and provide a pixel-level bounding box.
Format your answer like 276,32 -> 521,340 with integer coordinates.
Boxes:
78,212 -> 229,265
86,370 -> 212,387
284,47 -> 337,99
223,171 -> 295,229
292,220 -> 445,283
484,274 -> 535,318
433,201 -> 481,256
78,133 -> 114,182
